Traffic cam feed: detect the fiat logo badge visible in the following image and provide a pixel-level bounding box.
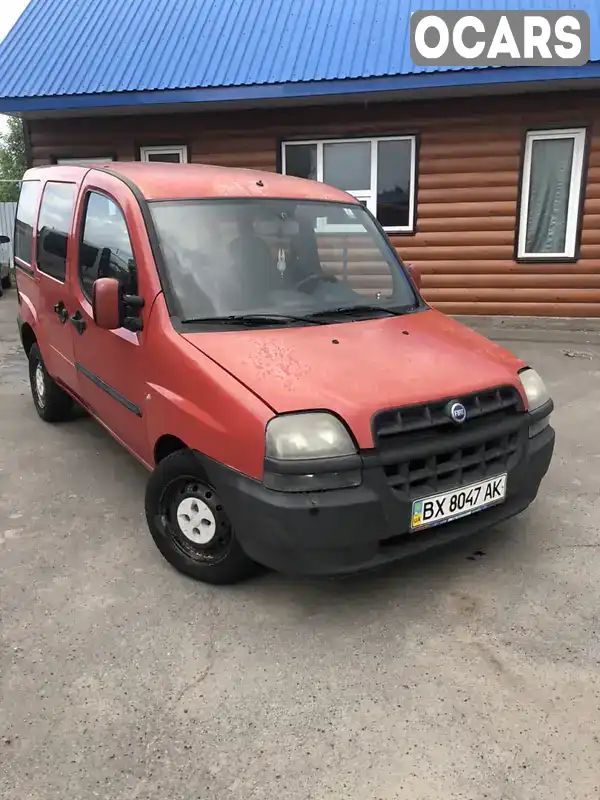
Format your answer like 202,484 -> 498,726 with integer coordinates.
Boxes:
448,401 -> 467,424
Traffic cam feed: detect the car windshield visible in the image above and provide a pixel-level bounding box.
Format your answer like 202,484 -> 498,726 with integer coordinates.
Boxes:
149,198 -> 417,323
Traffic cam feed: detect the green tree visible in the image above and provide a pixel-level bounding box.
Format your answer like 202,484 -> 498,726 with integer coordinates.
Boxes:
0,116 -> 27,202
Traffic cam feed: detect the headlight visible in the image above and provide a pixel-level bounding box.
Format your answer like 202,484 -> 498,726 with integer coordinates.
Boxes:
518,368 -> 550,412
264,412 -> 361,492
519,367 -> 553,438
266,412 -> 356,460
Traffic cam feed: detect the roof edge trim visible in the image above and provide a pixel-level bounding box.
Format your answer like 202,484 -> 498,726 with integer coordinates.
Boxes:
2,62 -> 600,114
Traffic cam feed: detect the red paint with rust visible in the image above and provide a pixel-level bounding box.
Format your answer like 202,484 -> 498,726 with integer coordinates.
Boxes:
182,308 -> 528,450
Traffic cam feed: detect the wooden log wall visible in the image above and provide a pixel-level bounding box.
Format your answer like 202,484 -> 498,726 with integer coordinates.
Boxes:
28,88 -> 600,316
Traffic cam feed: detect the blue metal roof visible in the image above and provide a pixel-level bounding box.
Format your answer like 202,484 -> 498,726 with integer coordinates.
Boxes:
0,0 -> 599,112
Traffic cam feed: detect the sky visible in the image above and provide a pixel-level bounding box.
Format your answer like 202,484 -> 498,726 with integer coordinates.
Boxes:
0,0 -> 31,133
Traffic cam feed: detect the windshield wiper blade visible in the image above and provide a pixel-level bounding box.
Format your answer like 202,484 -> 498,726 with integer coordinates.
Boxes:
306,304 -> 410,319
182,313 -> 326,326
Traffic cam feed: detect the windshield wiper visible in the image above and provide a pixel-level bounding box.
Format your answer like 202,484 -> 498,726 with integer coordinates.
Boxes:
305,304 -> 414,320
182,313 -> 326,327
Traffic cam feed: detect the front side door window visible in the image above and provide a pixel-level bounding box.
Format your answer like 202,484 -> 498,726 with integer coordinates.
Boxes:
78,191 -> 137,302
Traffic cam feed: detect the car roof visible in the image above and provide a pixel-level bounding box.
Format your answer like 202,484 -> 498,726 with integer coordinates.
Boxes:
23,161 -> 357,204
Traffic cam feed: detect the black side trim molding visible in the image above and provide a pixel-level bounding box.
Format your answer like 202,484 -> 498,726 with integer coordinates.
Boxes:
75,362 -> 142,417
15,262 -> 34,277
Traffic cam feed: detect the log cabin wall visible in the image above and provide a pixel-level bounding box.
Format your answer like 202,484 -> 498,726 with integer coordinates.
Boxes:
28,88 -> 600,316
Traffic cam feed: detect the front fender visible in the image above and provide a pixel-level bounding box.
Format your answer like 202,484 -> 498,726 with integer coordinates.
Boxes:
144,379 -> 271,480
142,294 -> 274,479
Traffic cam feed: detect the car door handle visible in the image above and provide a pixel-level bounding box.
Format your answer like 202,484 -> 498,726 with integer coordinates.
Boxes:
69,310 -> 86,335
53,301 -> 68,324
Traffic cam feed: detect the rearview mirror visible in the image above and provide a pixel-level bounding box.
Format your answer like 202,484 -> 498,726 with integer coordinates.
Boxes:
92,277 -> 122,330
254,219 -> 300,237
0,235 -> 9,245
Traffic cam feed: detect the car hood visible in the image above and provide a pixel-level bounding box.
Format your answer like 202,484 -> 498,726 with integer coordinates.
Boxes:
181,308 -> 528,448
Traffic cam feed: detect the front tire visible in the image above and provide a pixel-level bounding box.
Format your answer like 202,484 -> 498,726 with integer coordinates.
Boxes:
28,344 -> 74,422
145,450 -> 259,585
1,273 -> 11,290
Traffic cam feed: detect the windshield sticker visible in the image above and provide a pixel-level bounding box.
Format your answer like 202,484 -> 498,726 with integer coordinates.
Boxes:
344,208 -> 356,218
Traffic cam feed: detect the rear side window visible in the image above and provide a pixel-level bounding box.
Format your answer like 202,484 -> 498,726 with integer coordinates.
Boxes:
14,180 -> 42,265
78,192 -> 137,300
36,182 -> 76,281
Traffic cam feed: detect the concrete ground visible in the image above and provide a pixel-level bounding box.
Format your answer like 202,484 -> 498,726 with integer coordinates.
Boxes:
1,290 -> 599,800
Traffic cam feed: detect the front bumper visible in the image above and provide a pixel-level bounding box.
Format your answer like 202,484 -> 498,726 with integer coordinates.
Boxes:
198,423 -> 555,577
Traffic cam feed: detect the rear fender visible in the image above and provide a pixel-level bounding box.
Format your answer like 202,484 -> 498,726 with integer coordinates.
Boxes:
16,291 -> 40,353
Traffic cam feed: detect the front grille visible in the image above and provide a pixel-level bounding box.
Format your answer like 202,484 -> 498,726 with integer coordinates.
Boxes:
372,386 -> 525,499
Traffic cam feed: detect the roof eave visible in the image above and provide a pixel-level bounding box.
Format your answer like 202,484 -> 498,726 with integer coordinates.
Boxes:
2,62 -> 600,115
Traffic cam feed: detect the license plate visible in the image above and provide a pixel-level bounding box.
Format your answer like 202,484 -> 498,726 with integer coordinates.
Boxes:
411,474 -> 507,531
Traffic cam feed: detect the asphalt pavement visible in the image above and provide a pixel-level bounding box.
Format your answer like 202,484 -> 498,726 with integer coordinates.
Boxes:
1,290 -> 600,800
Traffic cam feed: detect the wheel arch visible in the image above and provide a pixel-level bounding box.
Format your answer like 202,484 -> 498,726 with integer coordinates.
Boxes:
20,321 -> 37,356
153,435 -> 213,484
154,434 -> 188,464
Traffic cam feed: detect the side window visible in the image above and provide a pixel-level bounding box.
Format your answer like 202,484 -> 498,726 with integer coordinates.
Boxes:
140,145 -> 188,163
282,136 -> 417,233
78,192 -> 137,300
36,182 -> 76,281
517,128 -> 587,260
14,180 -> 42,265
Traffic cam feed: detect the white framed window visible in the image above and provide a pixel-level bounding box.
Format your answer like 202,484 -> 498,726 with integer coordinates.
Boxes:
140,145 -> 188,164
56,157 -> 114,164
517,128 -> 587,260
281,135 -> 417,233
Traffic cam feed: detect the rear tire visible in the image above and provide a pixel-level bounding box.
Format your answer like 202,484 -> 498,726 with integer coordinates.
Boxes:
28,344 -> 75,422
145,450 -> 259,585
1,273 -> 11,289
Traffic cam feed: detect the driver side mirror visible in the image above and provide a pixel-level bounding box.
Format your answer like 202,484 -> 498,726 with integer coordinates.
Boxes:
0,235 -> 9,245
92,277 -> 122,330
92,277 -> 145,332
407,264 -> 421,290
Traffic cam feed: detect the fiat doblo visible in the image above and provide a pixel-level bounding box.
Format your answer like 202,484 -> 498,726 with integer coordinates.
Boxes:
13,162 -> 554,584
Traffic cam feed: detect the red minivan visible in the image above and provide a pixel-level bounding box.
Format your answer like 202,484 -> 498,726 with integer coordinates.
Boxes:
12,162 -> 554,584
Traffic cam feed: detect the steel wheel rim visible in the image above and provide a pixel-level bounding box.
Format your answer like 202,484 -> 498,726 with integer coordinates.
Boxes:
176,496 -> 217,545
35,363 -> 46,407
158,475 -> 232,564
